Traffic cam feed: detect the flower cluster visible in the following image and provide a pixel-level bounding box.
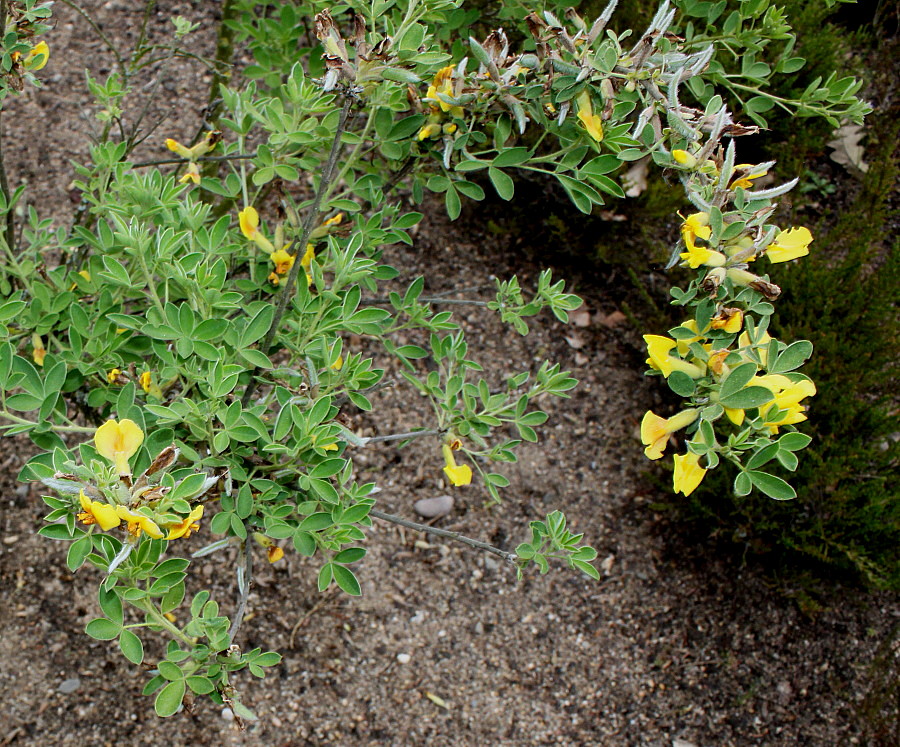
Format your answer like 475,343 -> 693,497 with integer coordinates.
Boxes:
66,420 -> 211,543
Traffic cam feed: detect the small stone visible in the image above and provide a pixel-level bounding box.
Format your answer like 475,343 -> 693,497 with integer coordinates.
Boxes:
396,653 -> 411,664
58,678 -> 80,694
483,556 -> 500,572
474,621 -> 484,635
410,611 -> 426,624
413,495 -> 454,519
221,707 -> 235,722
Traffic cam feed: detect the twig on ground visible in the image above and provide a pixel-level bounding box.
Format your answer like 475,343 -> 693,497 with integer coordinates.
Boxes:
369,509 -> 518,564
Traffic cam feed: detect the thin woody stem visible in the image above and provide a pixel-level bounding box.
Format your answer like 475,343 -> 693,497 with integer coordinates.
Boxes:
132,154 -> 255,168
369,509 -> 518,564
227,538 -> 253,642
241,95 -> 354,407
363,429 -> 442,444
0,0 -> 13,253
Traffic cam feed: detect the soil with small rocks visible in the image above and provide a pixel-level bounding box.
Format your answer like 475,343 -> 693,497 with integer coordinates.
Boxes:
0,3 -> 897,746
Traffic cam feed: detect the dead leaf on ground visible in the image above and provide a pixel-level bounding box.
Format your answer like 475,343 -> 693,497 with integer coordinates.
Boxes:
565,332 -> 586,349
827,123 -> 869,174
597,310 -> 627,328
424,691 -> 450,709
570,309 -> 592,327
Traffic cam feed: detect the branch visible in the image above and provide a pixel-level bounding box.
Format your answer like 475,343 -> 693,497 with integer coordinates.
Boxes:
360,429 -> 442,444
241,95 -> 354,406
369,508 -> 518,564
227,537 -> 253,642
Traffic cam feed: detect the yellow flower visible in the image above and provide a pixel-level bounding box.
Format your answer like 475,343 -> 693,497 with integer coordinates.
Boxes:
116,506 -> 164,539
765,227 -> 813,263
23,41 -> 49,71
644,335 -> 705,378
32,334 -> 46,366
179,162 -> 201,184
675,319 -> 703,356
575,90 -> 604,142
239,206 -> 275,253
166,505 -> 204,540
425,66 -> 463,117
331,355 -> 343,371
239,206 -> 259,239
107,368 -> 122,384
755,374 -> 816,433
672,149 -> 698,168
680,243 -> 726,269
268,271 -> 281,286
253,532 -> 285,562
442,443 -> 472,487
77,490 -> 121,531
95,419 -> 144,476
139,371 -> 152,393
269,248 -> 295,275
724,407 -> 745,426
640,408 -> 698,460
681,212 -> 712,253
730,163 -> 767,190
324,213 -> 344,227
710,307 -> 744,334
165,138 -> 193,160
417,123 -> 442,141
673,452 -> 707,496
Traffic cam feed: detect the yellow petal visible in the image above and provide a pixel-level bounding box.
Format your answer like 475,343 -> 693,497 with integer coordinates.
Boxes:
239,206 -> 259,239
166,505 -> 204,540
443,463 -> 472,487
78,490 -> 122,531
640,410 -> 669,460
766,227 -> 812,263
95,419 -> 145,476
24,41 -> 49,71
116,506 -> 164,539
165,138 -> 193,159
673,452 -> 707,496
267,545 -> 284,563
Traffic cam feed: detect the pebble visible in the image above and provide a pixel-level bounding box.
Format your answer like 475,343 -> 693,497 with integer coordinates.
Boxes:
396,653 -> 411,664
58,678 -> 80,694
410,611 -> 426,624
221,707 -> 235,722
413,495 -> 454,519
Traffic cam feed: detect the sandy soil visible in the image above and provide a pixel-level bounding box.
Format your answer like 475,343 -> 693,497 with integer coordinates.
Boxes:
0,2 -> 896,746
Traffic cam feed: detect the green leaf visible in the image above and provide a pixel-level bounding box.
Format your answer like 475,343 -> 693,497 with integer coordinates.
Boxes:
746,443 -> 779,470
119,629 -> 144,664
488,167 -> 514,200
317,563 -> 334,592
778,432 -> 812,452
85,617 -> 120,641
719,386 -> 774,410
492,147 -> 531,168
242,304 -> 274,346
571,559 -> 600,580
186,676 -> 216,695
719,362 -> 758,399
667,370 -> 695,397
154,679 -> 186,718
238,348 -> 273,369
333,547 -> 366,564
332,565 -> 361,596
66,535 -> 92,572
769,340 -> 813,374
748,471 -> 796,500
734,471 -> 752,497
445,185 -> 461,221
